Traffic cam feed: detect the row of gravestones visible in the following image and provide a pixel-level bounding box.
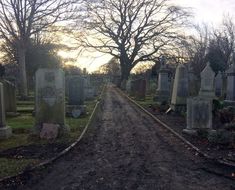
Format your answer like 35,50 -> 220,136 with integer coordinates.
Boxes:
126,59 -> 235,135
0,68 -> 96,140
154,60 -> 235,134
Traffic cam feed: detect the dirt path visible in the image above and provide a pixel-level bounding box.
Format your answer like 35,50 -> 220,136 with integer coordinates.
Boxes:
8,86 -> 235,189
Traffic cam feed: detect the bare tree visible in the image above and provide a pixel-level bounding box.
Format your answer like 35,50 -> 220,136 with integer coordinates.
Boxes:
79,0 -> 190,88
0,0 -> 76,98
179,24 -> 210,75
207,16 -> 235,72
98,57 -> 121,76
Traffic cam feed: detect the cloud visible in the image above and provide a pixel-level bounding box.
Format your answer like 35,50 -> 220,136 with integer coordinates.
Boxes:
176,0 -> 235,25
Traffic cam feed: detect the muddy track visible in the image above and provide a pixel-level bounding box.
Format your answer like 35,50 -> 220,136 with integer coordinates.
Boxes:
3,85 -> 235,190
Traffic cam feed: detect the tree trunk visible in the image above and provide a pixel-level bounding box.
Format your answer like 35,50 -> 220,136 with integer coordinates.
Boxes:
18,46 -> 28,99
120,65 -> 131,90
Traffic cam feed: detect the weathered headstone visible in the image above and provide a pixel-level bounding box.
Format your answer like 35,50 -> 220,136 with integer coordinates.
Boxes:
183,97 -> 212,135
0,82 -> 12,139
198,62 -> 215,99
0,80 -> 17,115
67,75 -> 86,117
130,80 -> 137,97
135,79 -> 146,100
84,75 -> 95,100
154,65 -> 172,103
68,76 -> 84,105
171,64 -> 189,112
35,69 -> 68,136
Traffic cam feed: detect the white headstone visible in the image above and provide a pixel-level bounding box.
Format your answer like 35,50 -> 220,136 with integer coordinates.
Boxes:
183,97 -> 212,135
171,64 -> 189,111
198,62 -> 215,99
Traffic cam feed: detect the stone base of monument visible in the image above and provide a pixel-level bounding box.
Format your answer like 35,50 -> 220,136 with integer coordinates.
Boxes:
183,128 -> 216,136
182,128 -> 198,136
66,105 -> 87,118
153,90 -> 170,104
0,126 -> 12,139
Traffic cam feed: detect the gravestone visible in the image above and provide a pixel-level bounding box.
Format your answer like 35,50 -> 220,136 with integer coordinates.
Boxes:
67,75 -> 86,117
126,79 -> 131,93
35,69 -> 68,136
154,65 -> 172,103
130,80 -> 137,97
84,75 -> 95,100
145,69 -> 152,94
68,76 -> 84,105
225,61 -> 235,104
1,80 -> 17,115
135,79 -> 146,100
171,64 -> 189,112
0,82 -> 12,139
198,62 -> 215,99
215,72 -> 223,98
183,97 -> 212,135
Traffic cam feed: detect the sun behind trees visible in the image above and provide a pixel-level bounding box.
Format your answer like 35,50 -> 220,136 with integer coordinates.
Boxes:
0,0 -> 77,99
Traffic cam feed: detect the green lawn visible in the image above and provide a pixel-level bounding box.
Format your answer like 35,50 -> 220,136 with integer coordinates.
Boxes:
7,114 -> 34,131
2,98 -> 98,155
0,98 -> 98,178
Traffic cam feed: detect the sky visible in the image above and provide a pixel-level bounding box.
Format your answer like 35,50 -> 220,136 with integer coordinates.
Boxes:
177,0 -> 235,24
59,0 -> 235,73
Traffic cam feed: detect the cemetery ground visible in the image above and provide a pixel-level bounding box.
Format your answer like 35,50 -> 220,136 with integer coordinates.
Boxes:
131,92 -> 235,165
0,92 -> 100,179
1,85 -> 235,190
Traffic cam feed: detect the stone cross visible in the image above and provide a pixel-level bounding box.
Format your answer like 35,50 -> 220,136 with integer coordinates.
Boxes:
0,82 -> 12,139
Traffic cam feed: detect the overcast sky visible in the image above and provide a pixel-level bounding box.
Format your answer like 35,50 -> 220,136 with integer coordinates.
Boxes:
177,0 -> 235,24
